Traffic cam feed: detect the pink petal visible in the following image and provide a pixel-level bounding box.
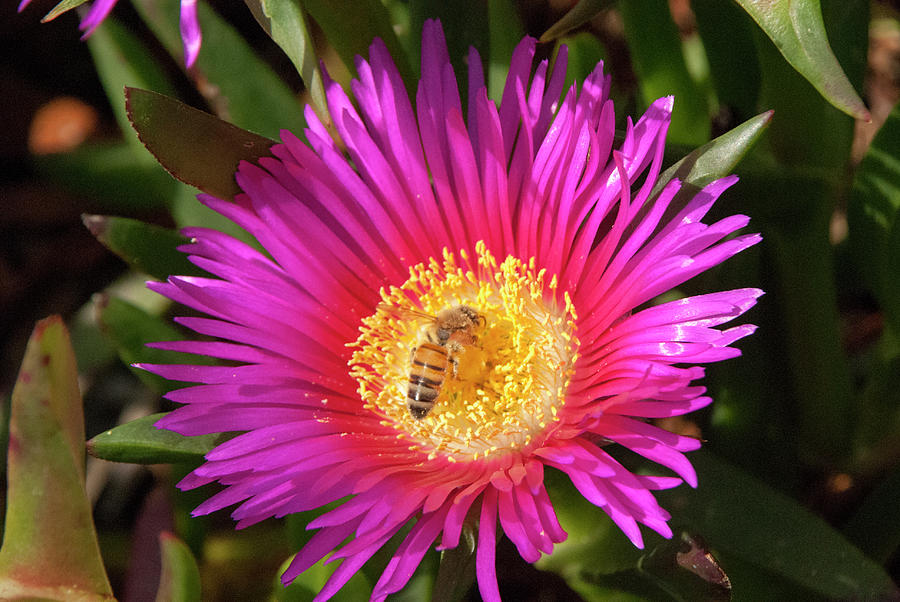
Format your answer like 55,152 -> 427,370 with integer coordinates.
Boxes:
476,487 -> 501,602
180,0 -> 201,67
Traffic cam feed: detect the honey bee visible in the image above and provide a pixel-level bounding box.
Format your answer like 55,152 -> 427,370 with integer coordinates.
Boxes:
378,304 -> 485,419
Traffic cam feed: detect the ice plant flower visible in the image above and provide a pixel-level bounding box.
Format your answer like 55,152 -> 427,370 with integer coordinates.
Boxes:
141,20 -> 762,601
18,0 -> 202,67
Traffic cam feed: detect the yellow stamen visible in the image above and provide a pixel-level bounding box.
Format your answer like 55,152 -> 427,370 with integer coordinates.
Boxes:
348,242 -> 579,461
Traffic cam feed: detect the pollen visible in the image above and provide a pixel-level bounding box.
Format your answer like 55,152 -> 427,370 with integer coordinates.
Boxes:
348,242 -> 579,461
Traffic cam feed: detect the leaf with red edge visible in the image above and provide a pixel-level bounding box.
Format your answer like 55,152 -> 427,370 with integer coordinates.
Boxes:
156,532 -> 202,602
735,0 -> 869,120
0,317 -> 114,601
540,0 -> 612,43
41,0 -> 90,22
655,110 -> 774,195
125,87 -> 276,200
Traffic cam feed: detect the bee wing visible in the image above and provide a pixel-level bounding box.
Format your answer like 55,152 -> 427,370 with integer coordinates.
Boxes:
376,303 -> 438,323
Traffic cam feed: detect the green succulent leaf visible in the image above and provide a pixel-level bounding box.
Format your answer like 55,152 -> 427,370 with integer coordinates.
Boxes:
884,207 -> 900,336
96,294 -> 211,393
584,533 -> 732,601
843,464 -> 900,565
542,449 -> 897,599
734,0 -> 869,120
156,532 -> 202,602
432,530 -> 476,602
83,214 -> 202,281
34,143 -> 176,213
540,0 -> 613,42
487,0 -> 525,102
0,317 -> 114,601
88,412 -> 221,464
539,468 -> 647,600
619,0 -> 710,146
301,0 -> 415,91
848,102 -> 900,333
851,344 -> 900,474
167,181 -> 259,245
745,171 -> 854,464
691,0 -> 760,122
654,109 -> 773,197
557,31 -> 608,94
42,0 -> 91,22
126,87 -> 276,201
245,0 -> 329,123
657,450 -> 899,600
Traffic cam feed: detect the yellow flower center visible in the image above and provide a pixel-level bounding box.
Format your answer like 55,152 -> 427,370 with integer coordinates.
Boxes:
348,242 -> 579,461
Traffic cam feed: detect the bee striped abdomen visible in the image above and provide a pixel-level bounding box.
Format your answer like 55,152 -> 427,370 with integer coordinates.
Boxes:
407,342 -> 447,419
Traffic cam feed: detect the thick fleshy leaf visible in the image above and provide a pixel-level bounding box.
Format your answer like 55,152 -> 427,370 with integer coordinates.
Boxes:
884,207 -> 900,336
538,468 -> 647,600
586,533 -> 732,601
657,450 -> 899,600
169,464 -> 211,560
654,109 -> 773,197
843,464 -> 900,565
34,143 -> 175,213
432,529 -> 476,602
167,180 -> 259,245
750,0 -> 864,170
709,552 -> 819,599
822,1 -> 869,102
0,317 -> 114,601
619,0 -> 709,145
558,32 -> 607,93
132,0 -> 305,139
743,171 -> 853,464
88,412 -> 221,465
540,0 -> 612,43
852,346 -> 900,474
691,0 -> 760,122
41,0 -> 90,22
487,0 -> 525,102
126,87 -> 276,201
847,102 -> 900,333
83,214 -> 202,281
735,0 -> 869,120
156,532 -> 202,602
302,0 -> 415,90
378,553 -> 437,602
96,294 -> 211,393
244,0 -> 328,123
541,465 -> 801,601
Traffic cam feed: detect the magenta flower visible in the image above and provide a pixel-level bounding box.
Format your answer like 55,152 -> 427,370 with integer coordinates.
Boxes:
141,20 -> 761,600
18,0 -> 202,67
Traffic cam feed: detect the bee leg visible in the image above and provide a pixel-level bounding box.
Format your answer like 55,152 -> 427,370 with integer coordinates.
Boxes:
446,341 -> 463,379
449,355 -> 459,379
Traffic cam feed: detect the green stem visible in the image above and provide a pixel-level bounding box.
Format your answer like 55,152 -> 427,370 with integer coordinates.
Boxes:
746,171 -> 854,466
